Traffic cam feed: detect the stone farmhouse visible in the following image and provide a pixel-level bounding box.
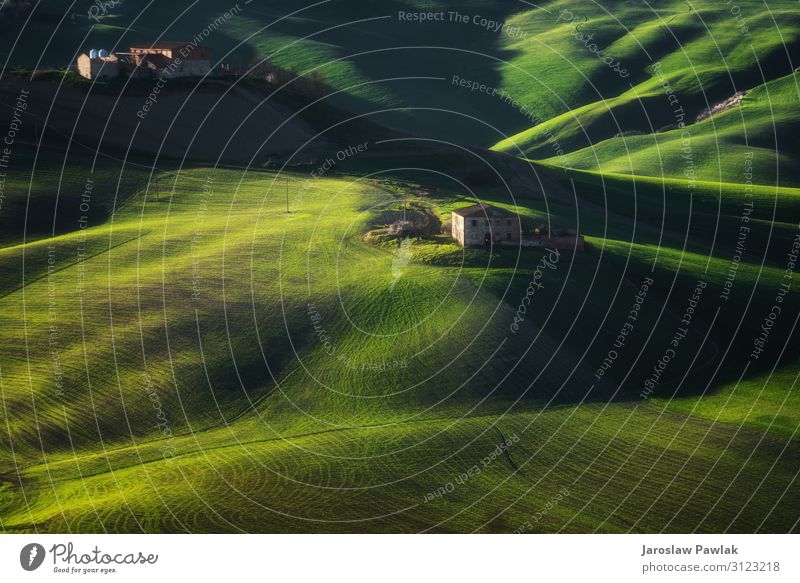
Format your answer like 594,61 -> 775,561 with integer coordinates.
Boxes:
451,204 -> 520,246
451,203 -> 585,251
129,42 -> 213,78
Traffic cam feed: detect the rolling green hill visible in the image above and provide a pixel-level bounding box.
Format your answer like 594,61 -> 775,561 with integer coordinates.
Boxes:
4,1 -> 798,152
1,0 -> 799,533
0,140 -> 798,532
528,72 -> 800,189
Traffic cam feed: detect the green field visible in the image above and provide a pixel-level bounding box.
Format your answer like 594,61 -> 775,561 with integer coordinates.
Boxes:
0,0 -> 799,533
5,1 -> 798,150
0,140 -> 797,532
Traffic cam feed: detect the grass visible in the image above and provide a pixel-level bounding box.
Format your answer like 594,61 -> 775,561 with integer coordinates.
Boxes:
492,2 -> 800,162
6,1 -> 798,153
1,0 -> 798,534
533,72 -> 800,188
657,359 -> 800,441
3,404 -> 797,533
0,144 -> 798,532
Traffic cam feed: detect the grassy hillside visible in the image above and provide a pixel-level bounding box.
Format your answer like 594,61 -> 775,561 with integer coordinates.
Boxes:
1,141 -> 798,532
1,0 -> 798,534
4,1 -> 798,152
492,2 -> 800,160
3,404 -> 796,533
530,72 -> 800,188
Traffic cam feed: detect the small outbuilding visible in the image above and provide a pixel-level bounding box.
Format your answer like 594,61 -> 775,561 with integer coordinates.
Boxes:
77,51 -> 119,80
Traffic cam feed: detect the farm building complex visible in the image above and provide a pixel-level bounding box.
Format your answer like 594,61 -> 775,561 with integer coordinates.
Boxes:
451,204 -> 585,251
76,42 -> 213,80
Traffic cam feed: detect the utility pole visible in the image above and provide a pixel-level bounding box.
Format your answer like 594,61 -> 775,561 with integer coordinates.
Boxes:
285,178 -> 290,213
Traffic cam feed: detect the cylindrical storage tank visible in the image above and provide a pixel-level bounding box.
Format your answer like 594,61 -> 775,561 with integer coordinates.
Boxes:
98,49 -> 109,58
89,49 -> 98,59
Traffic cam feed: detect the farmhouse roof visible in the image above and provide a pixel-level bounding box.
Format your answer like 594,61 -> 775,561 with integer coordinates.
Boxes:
452,204 -> 515,218
130,42 -> 211,60
139,53 -> 171,69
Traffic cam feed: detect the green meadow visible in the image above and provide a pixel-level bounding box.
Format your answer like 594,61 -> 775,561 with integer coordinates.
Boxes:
5,0 -> 798,148
0,140 -> 797,532
0,0 -> 799,532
